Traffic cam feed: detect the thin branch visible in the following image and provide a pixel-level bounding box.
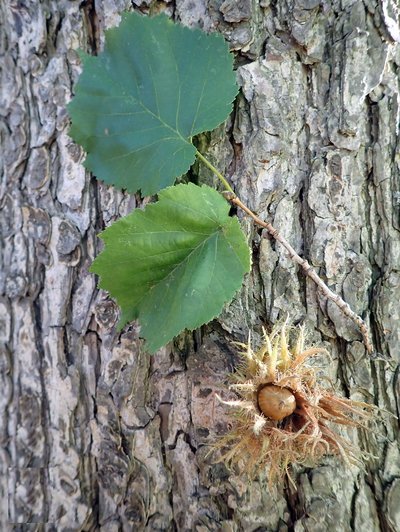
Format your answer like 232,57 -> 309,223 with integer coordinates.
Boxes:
195,149 -> 375,356
223,192 -> 375,356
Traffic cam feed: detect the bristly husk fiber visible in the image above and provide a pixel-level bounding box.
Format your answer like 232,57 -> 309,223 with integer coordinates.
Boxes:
212,323 -> 376,486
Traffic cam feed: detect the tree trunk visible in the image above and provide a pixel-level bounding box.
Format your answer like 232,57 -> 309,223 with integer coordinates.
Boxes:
1,0 -> 399,530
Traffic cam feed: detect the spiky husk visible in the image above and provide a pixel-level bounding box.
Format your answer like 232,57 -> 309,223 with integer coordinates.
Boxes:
212,323 -> 375,485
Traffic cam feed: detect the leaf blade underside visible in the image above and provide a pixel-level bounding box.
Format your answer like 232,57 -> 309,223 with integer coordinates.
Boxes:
91,184 -> 251,352
68,12 -> 238,195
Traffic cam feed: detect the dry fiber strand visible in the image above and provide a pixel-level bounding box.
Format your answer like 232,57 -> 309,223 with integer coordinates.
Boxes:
213,323 -> 376,485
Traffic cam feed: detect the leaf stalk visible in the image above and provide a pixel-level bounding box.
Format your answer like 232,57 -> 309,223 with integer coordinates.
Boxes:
195,150 -> 234,193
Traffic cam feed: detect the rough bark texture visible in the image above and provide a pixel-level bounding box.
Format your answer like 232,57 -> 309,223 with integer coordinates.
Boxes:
1,0 -> 399,530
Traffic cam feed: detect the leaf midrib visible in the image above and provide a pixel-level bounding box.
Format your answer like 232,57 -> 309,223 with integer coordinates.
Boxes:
128,225 -> 224,315
97,44 -> 192,150
156,231 -> 219,345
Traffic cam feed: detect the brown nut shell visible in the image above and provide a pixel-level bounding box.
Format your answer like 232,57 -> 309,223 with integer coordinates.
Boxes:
257,384 -> 296,421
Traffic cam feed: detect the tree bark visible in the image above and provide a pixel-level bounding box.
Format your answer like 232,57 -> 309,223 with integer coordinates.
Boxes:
1,0 -> 399,530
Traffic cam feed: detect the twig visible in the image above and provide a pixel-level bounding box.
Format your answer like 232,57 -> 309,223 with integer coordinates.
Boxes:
195,151 -> 376,356
223,192 -> 375,355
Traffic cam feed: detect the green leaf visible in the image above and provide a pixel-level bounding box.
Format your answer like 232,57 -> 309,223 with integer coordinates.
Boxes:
91,183 -> 251,352
68,12 -> 238,195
